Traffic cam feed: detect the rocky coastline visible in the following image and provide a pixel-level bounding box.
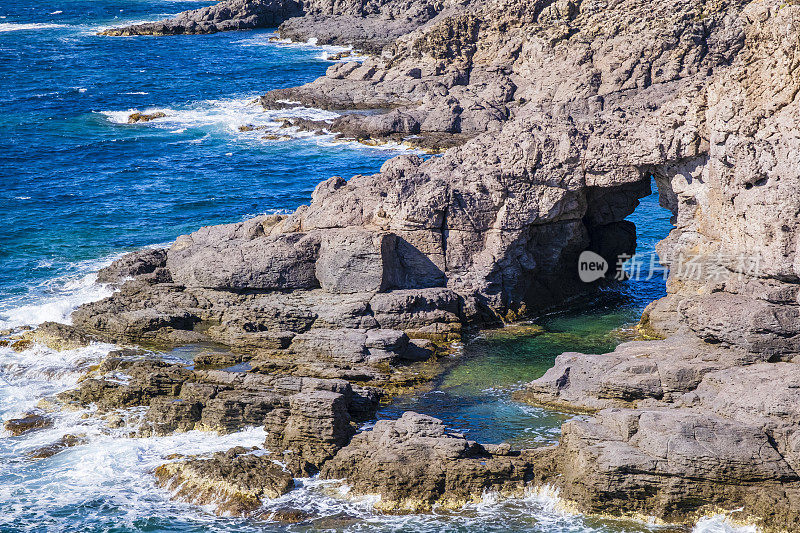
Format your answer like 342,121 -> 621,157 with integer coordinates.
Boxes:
12,0 -> 797,530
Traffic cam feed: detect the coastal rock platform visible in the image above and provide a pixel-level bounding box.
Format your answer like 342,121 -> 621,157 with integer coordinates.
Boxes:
45,0 -> 800,529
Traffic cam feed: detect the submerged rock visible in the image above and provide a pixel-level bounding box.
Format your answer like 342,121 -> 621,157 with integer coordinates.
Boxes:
28,434 -> 87,459
127,112 -> 167,123
154,447 -> 294,516
4,413 -> 53,437
261,508 -> 313,523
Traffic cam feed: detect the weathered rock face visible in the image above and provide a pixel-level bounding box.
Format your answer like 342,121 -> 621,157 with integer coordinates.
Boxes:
519,345 -> 800,530
154,447 -> 294,516
554,406 -> 800,529
167,218 -> 320,291
320,412 -> 545,511
527,362 -> 800,529
514,1 -> 800,527
96,249 -> 168,285
16,322 -> 95,351
59,353 -> 368,474
276,0 -> 447,53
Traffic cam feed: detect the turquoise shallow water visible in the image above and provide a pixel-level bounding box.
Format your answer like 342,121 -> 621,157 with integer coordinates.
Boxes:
379,186 -> 673,447
0,2 -> 745,532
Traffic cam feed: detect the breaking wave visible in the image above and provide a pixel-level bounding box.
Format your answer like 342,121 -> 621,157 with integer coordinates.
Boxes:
0,23 -> 67,32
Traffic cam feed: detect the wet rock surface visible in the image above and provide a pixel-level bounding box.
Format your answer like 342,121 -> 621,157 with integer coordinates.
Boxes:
28,434 -> 87,460
127,112 -> 168,124
17,322 -> 96,351
58,353 -> 369,474
320,412 -> 545,511
154,446 -> 294,516
4,413 -> 54,437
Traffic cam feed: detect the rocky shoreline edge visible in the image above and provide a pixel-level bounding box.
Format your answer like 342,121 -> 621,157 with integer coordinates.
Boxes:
7,0 -> 800,530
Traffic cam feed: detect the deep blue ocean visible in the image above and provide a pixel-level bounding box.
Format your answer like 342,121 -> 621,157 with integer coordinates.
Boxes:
0,2 -> 744,532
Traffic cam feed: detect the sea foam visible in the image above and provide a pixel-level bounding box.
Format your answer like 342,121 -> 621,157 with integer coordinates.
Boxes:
0,270 -> 113,330
237,32 -> 370,62
0,23 -> 66,32
693,514 -> 759,533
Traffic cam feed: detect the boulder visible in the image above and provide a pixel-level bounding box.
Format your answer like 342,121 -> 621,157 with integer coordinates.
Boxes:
320,412 -> 540,511
167,223 -> 320,290
154,447 -> 294,516
315,229 -> 400,294
97,249 -> 167,284
4,413 -> 53,436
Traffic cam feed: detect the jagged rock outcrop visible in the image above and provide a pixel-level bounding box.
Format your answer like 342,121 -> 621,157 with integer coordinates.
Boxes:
514,0 -> 800,527
97,248 -> 168,285
100,0 -> 303,36
276,0 -> 448,53
99,0 -> 445,52
154,447 -> 294,516
320,412 -> 546,511
59,352 -> 372,474
520,360 -> 800,530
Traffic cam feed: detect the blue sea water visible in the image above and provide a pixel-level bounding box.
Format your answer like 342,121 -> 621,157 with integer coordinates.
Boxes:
0,0 -> 395,325
0,2 -> 749,532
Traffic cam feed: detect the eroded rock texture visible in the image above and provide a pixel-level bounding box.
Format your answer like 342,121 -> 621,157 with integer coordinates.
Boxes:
513,0 -> 800,528
154,447 -> 294,515
320,412 -> 545,511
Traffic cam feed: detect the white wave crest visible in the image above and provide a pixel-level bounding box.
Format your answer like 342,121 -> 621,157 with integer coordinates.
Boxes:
237,32 -> 370,62
0,23 -> 67,32
0,248 -> 127,330
694,514 -> 759,533
0,342 -> 116,420
0,424 -> 268,530
101,97 -> 340,140
90,14 -> 177,34
0,271 -> 113,331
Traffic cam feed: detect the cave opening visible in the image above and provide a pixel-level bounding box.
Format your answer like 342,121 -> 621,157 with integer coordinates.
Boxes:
379,177 -> 677,447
